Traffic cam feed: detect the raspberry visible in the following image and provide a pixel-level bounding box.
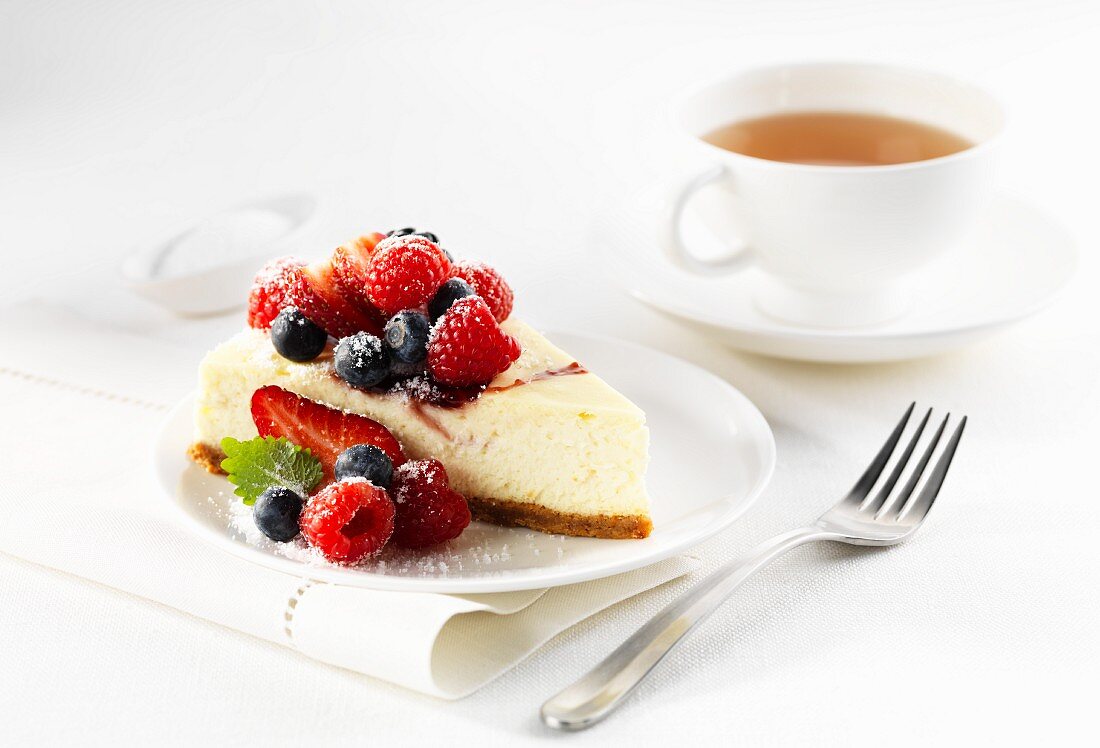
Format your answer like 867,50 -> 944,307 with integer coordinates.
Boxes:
300,479 -> 395,564
391,460 -> 470,549
427,297 -> 522,387
251,385 -> 406,482
365,235 -> 453,316
247,256 -> 306,329
451,261 -> 514,322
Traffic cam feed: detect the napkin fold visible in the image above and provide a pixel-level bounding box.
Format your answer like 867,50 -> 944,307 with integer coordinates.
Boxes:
0,303 -> 696,698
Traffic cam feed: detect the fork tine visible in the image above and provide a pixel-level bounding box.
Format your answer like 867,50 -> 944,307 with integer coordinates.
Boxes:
844,402 -> 915,504
882,413 -> 949,519
863,408 -> 931,514
898,416 -> 967,522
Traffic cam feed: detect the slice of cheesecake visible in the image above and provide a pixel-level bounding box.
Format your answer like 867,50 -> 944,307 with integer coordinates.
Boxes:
190,320 -> 652,539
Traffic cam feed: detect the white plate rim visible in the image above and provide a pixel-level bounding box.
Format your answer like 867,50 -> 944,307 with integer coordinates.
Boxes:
152,331 -> 776,593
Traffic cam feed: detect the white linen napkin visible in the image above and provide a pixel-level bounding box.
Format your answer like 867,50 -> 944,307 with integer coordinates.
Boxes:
0,303 -> 696,698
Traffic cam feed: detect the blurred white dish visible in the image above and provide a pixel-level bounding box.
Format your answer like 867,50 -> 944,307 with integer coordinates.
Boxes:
599,188 -> 1076,363
120,193 -> 319,316
154,331 -> 776,593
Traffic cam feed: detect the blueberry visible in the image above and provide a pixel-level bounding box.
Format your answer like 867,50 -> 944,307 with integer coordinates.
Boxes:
334,332 -> 390,388
383,311 -> 431,365
334,444 -> 394,488
440,246 -> 455,263
415,231 -> 439,243
271,307 -> 328,362
386,226 -> 417,238
427,278 -> 475,322
254,486 -> 303,542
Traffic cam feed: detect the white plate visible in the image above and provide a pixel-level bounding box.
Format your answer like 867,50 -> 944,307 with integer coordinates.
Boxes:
154,332 -> 776,593
598,189 -> 1077,363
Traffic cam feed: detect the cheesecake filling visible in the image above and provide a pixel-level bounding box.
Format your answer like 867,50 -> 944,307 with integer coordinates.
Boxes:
192,320 -> 652,538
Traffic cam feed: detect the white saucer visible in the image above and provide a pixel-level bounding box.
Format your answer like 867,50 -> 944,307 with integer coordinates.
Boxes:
153,331 -> 776,593
598,189 -> 1077,363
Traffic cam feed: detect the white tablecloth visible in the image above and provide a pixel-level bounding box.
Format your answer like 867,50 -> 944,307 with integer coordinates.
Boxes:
2,0 -> 1098,744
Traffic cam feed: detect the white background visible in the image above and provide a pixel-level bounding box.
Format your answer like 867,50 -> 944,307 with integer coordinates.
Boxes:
2,1 -> 1099,745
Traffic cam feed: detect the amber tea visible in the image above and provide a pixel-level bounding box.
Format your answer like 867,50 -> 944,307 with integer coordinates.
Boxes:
702,111 -> 973,166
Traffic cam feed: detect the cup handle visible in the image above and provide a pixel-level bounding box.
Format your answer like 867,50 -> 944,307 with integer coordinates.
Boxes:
661,164 -> 755,275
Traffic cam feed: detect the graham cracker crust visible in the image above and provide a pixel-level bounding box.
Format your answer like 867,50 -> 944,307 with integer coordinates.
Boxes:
187,441 -> 652,540
188,442 -> 227,475
466,496 -> 651,539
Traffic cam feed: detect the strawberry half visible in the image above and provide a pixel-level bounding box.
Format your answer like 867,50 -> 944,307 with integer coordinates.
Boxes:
332,232 -> 387,304
251,385 -> 406,483
286,260 -> 385,339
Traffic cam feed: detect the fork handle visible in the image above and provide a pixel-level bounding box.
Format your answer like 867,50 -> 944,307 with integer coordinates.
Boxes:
541,526 -> 834,731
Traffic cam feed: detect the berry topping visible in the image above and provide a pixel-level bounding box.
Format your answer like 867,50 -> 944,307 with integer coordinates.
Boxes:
334,444 -> 394,487
253,486 -> 304,542
270,307 -> 328,362
334,332 -> 391,389
415,231 -> 439,243
331,232 -> 387,303
391,459 -> 471,549
247,256 -> 306,329
251,385 -> 406,481
287,260 -> 384,339
451,260 -> 514,322
427,277 -> 475,323
365,235 -> 453,316
299,479 -> 395,564
219,435 -> 323,505
386,226 -> 417,238
427,296 -> 522,387
383,310 -> 431,365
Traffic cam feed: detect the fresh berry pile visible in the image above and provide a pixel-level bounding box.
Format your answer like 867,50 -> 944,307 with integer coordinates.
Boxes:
228,225 -> 520,564
222,386 -> 472,564
246,228 -> 521,390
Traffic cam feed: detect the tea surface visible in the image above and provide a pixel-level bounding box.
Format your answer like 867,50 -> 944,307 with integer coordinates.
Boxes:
703,111 -> 973,166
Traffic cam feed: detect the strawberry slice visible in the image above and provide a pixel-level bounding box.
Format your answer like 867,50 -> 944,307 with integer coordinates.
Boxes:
332,232 -> 386,303
286,260 -> 384,338
250,385 -> 406,483
305,260 -> 386,334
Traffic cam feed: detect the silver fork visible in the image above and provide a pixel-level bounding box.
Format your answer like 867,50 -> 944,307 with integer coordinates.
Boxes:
541,403 -> 967,731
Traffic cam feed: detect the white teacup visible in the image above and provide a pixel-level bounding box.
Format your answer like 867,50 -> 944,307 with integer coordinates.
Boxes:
662,63 -> 1005,327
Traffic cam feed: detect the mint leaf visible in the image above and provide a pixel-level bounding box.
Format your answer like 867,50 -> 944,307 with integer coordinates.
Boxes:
219,436 -> 323,505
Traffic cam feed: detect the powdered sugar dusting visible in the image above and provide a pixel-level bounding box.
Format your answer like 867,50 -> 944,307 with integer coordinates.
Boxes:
334,332 -> 383,367
229,499 -> 329,565
388,374 -> 454,404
